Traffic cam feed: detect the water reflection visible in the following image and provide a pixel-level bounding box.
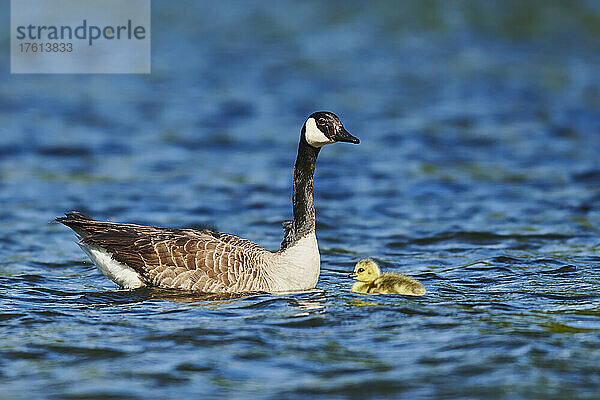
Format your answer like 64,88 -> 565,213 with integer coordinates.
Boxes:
145,288 -> 252,306
71,287 -> 329,315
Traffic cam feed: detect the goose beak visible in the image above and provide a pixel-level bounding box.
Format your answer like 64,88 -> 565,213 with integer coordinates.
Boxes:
334,126 -> 360,144
348,272 -> 358,279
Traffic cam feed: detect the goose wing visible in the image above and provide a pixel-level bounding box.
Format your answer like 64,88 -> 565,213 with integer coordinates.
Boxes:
55,212 -> 271,292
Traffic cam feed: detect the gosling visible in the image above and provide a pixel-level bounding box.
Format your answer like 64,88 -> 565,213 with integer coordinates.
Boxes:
349,259 -> 426,296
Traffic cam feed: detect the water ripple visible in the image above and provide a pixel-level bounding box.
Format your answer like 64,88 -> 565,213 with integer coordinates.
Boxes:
2,1 -> 600,398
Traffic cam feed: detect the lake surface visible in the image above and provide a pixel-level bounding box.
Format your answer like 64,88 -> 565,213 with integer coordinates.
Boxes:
2,1 -> 600,398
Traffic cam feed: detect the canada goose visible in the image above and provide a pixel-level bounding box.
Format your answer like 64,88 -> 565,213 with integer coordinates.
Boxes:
349,259 -> 426,296
55,111 -> 359,293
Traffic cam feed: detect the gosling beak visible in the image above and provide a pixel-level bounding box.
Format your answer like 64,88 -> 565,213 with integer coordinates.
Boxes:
334,126 -> 360,144
348,272 -> 358,279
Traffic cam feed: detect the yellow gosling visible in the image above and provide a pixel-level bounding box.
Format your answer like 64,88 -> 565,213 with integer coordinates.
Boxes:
349,259 -> 426,296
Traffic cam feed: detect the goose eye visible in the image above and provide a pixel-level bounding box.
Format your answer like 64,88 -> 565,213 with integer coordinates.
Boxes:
358,268 -> 364,273
317,118 -> 326,125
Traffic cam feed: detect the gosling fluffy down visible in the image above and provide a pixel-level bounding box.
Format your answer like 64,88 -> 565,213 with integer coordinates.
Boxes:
349,259 -> 426,296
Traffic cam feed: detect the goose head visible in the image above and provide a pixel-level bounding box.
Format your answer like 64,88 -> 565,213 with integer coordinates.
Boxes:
302,111 -> 360,148
349,258 -> 381,283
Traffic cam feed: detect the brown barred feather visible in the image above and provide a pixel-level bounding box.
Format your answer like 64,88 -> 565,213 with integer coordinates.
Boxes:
54,212 -> 270,292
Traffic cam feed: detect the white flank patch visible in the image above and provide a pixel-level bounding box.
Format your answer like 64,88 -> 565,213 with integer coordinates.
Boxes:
78,243 -> 145,289
304,118 -> 334,148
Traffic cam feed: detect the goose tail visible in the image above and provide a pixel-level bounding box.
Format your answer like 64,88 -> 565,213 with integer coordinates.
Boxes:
52,211 -> 98,238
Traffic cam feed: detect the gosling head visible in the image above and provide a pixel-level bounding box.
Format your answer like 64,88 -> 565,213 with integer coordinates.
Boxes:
349,259 -> 381,283
302,111 -> 360,148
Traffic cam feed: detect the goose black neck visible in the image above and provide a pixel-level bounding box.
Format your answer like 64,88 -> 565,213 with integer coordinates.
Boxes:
284,133 -> 320,248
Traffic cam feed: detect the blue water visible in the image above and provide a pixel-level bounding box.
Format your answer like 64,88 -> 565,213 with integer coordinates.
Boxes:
2,1 -> 600,398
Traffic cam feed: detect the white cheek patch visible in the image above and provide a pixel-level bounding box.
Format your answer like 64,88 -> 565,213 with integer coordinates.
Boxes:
304,118 -> 334,147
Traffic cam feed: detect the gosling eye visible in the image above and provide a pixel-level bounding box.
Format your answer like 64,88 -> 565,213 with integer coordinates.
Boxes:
357,268 -> 364,273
